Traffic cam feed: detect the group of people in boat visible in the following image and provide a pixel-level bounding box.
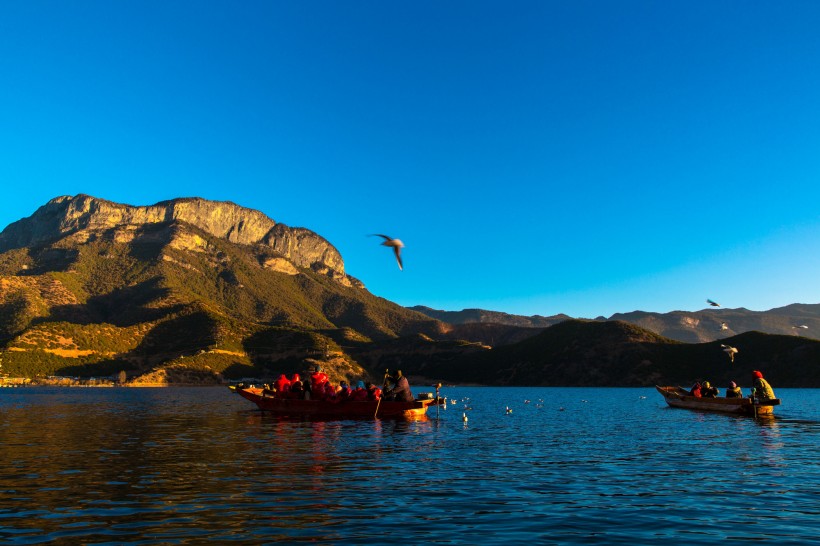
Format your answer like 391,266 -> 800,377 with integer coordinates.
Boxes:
689,370 -> 776,400
261,366 -> 414,403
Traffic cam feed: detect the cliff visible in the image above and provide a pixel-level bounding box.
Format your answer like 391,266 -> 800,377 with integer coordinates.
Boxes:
0,194 -> 348,284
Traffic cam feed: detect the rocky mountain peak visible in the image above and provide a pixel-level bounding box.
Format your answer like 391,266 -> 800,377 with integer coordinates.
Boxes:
0,194 -> 348,282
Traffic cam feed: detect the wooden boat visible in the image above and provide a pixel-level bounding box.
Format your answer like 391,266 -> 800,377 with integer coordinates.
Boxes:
231,386 -> 434,419
655,386 -> 781,417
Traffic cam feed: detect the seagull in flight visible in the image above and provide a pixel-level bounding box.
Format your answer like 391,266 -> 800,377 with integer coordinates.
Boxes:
793,325 -> 809,329
707,299 -> 721,307
372,234 -> 404,270
720,322 -> 729,331
721,344 -> 738,363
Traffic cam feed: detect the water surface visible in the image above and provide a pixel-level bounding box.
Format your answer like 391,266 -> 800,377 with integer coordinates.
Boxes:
1,387 -> 818,544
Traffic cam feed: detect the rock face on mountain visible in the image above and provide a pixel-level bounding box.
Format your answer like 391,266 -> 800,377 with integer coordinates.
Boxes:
0,195 -> 347,284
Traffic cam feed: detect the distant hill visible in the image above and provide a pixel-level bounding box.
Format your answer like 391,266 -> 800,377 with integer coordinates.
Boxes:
393,320 -> 820,388
412,304 -> 820,343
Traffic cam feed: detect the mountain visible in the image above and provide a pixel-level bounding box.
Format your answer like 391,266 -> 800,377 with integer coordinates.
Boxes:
412,304 -> 820,342
2,194 -> 818,387
0,195 -> 444,383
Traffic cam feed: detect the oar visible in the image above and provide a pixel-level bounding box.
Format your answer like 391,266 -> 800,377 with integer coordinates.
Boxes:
373,369 -> 389,418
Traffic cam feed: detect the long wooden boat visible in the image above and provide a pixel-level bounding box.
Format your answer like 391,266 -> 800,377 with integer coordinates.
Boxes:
231,386 -> 434,419
655,386 -> 781,417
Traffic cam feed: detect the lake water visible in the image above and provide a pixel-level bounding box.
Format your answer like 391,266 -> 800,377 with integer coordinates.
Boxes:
1,386 -> 818,544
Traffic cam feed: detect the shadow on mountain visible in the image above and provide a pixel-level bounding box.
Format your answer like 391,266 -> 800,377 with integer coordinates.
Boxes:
42,278 -> 182,327
242,328 -> 323,372
132,310 -> 221,364
56,358 -> 133,378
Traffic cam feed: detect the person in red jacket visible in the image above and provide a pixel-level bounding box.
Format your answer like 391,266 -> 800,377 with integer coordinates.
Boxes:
289,374 -> 304,399
350,381 -> 368,401
274,374 -> 291,397
311,366 -> 329,397
689,382 -> 702,397
366,382 -> 382,401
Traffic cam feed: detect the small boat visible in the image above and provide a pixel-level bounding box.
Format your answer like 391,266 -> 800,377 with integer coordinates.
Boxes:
655,386 -> 781,417
231,386 -> 434,419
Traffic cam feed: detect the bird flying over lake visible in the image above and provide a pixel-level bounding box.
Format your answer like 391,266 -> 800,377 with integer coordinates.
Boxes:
707,299 -> 721,307
372,234 -> 404,270
793,325 -> 809,329
721,344 -> 738,363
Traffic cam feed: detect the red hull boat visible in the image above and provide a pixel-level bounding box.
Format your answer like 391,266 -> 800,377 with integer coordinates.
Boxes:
232,386 -> 434,419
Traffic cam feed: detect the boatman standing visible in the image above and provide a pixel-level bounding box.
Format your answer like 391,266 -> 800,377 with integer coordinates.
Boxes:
385,370 -> 414,402
752,370 -> 776,400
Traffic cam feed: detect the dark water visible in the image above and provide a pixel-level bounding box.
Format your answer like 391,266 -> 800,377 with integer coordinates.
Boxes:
1,386 -> 818,545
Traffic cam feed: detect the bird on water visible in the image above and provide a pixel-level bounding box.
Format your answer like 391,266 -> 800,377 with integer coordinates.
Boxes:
372,234 -> 404,270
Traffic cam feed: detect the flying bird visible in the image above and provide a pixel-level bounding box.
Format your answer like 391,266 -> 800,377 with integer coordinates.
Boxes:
720,322 -> 729,331
793,325 -> 809,329
372,234 -> 404,270
707,299 -> 721,307
721,344 -> 738,363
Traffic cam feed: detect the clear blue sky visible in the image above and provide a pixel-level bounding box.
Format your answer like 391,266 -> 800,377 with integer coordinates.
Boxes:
2,1 -> 819,318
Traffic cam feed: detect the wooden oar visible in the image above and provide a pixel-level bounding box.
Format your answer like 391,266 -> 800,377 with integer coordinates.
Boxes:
373,369 -> 389,418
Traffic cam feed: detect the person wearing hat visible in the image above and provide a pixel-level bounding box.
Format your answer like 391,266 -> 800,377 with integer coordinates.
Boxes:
752,371 -> 776,400
384,370 -> 414,402
725,380 -> 743,398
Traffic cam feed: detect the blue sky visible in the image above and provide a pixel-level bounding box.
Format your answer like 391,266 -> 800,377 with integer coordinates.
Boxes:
1,1 -> 819,318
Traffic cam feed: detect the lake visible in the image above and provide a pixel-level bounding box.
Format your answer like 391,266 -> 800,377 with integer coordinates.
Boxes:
1,386 -> 818,544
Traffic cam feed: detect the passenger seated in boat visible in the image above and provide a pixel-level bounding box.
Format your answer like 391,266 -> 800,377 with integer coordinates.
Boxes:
689,382 -> 702,397
311,366 -> 329,396
752,371 -> 776,400
384,370 -> 414,402
725,381 -> 743,398
274,374 -> 291,397
323,381 -> 337,402
366,382 -> 382,401
290,374 -> 304,398
337,381 -> 351,400
701,381 -> 719,398
350,381 -> 368,401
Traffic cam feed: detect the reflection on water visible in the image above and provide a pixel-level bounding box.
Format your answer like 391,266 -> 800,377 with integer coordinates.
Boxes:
1,387 -> 819,544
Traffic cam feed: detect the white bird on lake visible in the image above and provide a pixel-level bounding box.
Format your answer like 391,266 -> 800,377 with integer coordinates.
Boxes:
372,234 -> 404,270
721,344 -> 738,363
707,299 -> 721,307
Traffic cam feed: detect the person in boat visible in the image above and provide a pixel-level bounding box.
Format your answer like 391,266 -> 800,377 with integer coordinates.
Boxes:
274,374 -> 291,397
701,381 -> 719,398
752,370 -> 776,400
366,382 -> 382,401
689,382 -> 702,397
323,381 -> 337,402
337,381 -> 351,400
290,374 -> 304,399
725,380 -> 743,398
384,370 -> 414,402
311,365 -> 329,397
350,380 -> 368,401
